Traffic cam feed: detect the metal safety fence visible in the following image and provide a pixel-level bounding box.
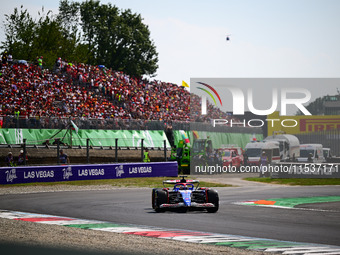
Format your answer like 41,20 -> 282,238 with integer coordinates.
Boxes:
296,129 -> 340,157
0,137 -> 170,167
0,115 -> 263,134
0,116 -> 167,131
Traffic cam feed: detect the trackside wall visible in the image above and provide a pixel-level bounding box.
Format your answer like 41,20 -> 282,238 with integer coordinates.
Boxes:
0,162 -> 178,185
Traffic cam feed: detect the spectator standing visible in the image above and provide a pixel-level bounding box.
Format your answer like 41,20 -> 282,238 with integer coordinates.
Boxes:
259,151 -> 268,177
55,57 -> 61,72
14,109 -> 20,119
17,150 -> 28,166
308,153 -> 313,163
2,51 -> 8,65
7,53 -> 12,65
5,152 -> 14,166
143,148 -> 150,162
59,149 -> 70,164
243,152 -> 248,166
38,56 -> 43,70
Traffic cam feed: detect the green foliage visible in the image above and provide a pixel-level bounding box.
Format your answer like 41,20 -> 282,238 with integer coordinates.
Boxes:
244,177 -> 340,185
1,5 -> 88,69
2,6 -> 36,61
57,0 -> 88,63
79,0 -> 158,76
296,96 -> 325,115
0,177 -> 232,188
1,0 -> 159,77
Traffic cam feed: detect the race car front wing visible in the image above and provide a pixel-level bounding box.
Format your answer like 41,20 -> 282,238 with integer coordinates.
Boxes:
160,202 -> 215,208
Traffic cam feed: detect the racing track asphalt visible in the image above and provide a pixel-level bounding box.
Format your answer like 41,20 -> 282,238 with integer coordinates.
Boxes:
0,184 -> 339,246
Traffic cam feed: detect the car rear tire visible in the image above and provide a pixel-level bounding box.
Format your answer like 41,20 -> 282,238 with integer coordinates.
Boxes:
152,188 -> 158,209
206,189 -> 219,213
152,188 -> 168,212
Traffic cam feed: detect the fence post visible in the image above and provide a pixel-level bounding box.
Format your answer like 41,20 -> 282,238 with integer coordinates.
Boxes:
23,139 -> 27,166
164,140 -> 167,161
86,138 -> 90,164
141,139 -> 144,162
56,138 -> 60,165
115,138 -> 118,163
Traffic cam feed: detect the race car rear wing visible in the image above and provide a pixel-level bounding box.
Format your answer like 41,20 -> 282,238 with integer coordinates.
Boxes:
163,176 -> 200,188
163,179 -> 200,185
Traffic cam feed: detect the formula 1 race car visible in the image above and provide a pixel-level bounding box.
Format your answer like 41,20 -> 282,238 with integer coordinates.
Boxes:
151,176 -> 219,213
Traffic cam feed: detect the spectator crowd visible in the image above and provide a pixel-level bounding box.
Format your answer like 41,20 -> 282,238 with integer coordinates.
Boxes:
0,52 -> 235,128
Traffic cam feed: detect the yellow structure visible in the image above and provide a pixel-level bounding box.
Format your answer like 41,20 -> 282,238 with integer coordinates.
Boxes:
267,111 -> 340,136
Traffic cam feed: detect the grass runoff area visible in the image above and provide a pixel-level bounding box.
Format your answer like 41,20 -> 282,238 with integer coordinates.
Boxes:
0,177 -> 232,188
244,177 -> 340,185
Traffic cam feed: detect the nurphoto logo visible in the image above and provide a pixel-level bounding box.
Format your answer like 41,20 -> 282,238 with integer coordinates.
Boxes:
196,82 -> 223,115
198,82 -> 311,116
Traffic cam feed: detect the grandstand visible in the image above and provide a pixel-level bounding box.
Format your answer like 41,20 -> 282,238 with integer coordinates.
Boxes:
0,57 -> 261,166
0,57 -> 234,127
0,59 -> 190,121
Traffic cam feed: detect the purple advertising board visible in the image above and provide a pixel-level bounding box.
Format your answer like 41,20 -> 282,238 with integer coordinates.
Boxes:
0,162 -> 178,185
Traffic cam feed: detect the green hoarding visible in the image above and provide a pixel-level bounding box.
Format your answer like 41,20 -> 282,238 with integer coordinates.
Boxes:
0,129 -> 170,148
173,130 -> 263,149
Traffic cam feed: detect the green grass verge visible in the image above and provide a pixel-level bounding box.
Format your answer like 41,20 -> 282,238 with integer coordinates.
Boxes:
244,177 -> 340,185
267,196 -> 340,207
0,177 -> 232,188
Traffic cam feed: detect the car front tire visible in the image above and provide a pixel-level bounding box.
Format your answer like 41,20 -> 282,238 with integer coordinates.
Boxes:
206,189 -> 219,213
152,188 -> 168,212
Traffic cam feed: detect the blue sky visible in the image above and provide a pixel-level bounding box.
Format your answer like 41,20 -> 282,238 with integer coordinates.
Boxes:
1,0 -> 340,88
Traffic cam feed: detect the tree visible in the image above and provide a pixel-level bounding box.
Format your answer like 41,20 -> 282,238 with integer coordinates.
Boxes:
1,6 -> 36,61
57,0 -> 88,63
296,96 -> 325,115
79,0 -> 158,77
114,9 -> 158,77
1,4 -> 87,68
1,0 -> 159,77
